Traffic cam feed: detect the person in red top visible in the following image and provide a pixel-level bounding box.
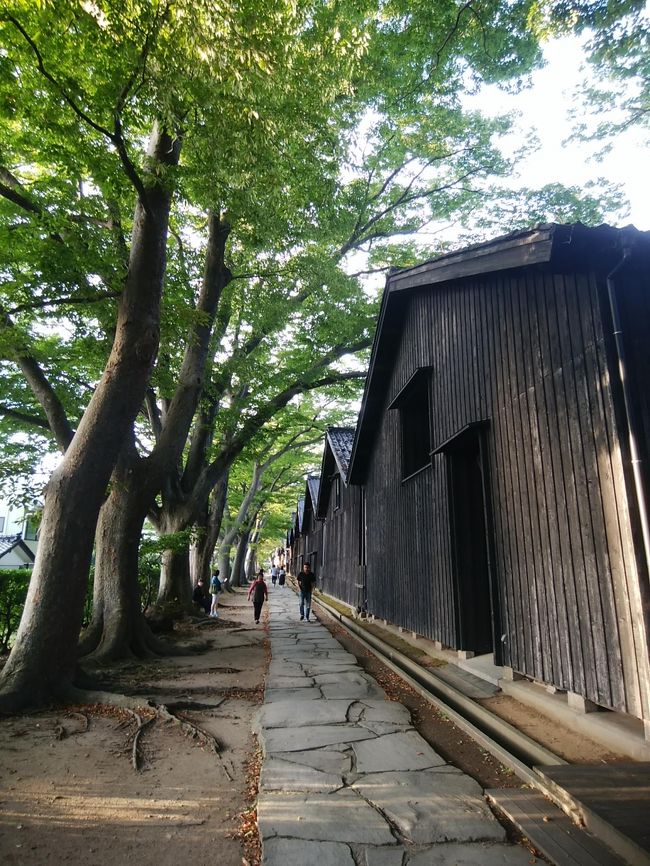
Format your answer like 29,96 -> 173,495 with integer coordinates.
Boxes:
248,570 -> 268,624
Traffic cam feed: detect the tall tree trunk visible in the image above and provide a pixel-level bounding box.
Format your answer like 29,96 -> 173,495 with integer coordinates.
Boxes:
0,126 -> 180,711
189,474 -> 228,585
245,541 -> 257,582
89,211 -> 232,636
78,455 -> 168,661
244,515 -> 264,580
188,526 -> 205,589
232,528 -> 251,587
218,543 -> 232,587
157,510 -> 192,607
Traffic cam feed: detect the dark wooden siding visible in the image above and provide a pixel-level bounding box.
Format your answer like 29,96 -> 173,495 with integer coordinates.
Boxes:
363,266 -> 648,718
301,510 -> 323,576
319,480 -> 363,608
290,533 -> 304,576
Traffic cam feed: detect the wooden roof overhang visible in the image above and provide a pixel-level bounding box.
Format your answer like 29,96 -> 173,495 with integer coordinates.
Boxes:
348,222 -> 650,485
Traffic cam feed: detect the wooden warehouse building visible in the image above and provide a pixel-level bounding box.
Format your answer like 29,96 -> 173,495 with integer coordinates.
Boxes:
290,476 -> 322,576
315,427 -> 364,609
287,499 -> 304,576
343,222 -> 650,729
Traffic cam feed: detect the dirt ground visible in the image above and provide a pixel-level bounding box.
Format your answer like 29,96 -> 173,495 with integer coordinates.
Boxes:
478,693 -> 622,764
0,589 -> 267,866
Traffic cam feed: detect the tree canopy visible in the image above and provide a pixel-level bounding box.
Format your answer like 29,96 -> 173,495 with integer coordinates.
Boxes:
0,0 -> 641,707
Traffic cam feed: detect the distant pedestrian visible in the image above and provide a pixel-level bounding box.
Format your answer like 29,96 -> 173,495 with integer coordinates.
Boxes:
192,578 -> 211,615
271,565 -> 279,587
297,562 -> 316,621
278,568 -> 286,587
209,569 -> 222,618
248,570 -> 268,624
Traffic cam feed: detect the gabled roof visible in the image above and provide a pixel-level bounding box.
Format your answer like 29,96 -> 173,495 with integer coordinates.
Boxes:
306,475 -> 321,511
0,534 -> 35,564
0,534 -> 22,557
299,474 -> 321,533
295,499 -> 305,533
348,222 -> 650,485
327,427 -> 355,478
316,428 -> 356,518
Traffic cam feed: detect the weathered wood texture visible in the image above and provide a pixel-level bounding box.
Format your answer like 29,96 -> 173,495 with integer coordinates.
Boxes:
538,763 -> 650,866
315,430 -> 364,608
289,500 -> 304,575
363,265 -> 649,718
298,477 -> 323,577
319,481 -> 364,608
486,788 -> 631,866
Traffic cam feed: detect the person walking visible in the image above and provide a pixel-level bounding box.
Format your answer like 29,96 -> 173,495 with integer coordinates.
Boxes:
278,567 -> 286,588
248,570 -> 268,624
271,565 -> 279,587
297,562 -> 316,621
209,569 -> 222,618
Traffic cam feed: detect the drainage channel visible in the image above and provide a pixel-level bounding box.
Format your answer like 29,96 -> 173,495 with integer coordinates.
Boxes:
311,595 -> 638,866
313,595 -> 564,786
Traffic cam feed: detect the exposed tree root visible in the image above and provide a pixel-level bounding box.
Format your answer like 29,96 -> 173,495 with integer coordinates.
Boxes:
67,710 -> 89,732
166,699 -> 227,711
155,703 -> 234,780
0,685 -> 234,779
79,620 -> 186,663
156,703 -> 222,752
63,686 -> 154,710
125,708 -> 156,771
52,710 -> 90,740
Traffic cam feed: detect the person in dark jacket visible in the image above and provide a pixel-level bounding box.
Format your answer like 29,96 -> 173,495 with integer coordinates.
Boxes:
248,570 -> 268,624
192,578 -> 210,615
297,562 -> 316,621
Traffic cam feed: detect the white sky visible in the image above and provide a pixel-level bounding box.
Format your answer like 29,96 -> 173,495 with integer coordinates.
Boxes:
469,36 -> 649,230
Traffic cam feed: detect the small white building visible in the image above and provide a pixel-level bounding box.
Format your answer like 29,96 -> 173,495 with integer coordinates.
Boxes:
0,502 -> 38,569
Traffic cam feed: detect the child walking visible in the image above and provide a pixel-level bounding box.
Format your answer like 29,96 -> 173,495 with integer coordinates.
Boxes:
248,570 -> 268,624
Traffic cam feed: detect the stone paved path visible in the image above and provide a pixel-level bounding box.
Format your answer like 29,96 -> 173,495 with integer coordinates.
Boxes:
254,589 -> 535,865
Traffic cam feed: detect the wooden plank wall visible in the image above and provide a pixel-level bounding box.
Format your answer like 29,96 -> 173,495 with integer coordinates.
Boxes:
319,482 -> 363,608
363,267 -> 648,718
290,533 -> 305,575
302,508 -> 323,576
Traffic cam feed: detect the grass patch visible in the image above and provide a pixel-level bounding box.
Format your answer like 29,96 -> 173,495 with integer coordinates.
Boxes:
315,592 -> 355,618
361,623 -> 446,668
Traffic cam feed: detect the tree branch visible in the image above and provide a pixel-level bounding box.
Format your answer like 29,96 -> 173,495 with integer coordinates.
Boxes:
5,15 -> 116,141
200,340 -> 370,499
0,403 -> 51,432
144,388 -> 163,444
7,291 -> 120,316
0,172 -> 40,214
4,14 -> 151,213
341,167 -> 483,255
1,308 -> 75,452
